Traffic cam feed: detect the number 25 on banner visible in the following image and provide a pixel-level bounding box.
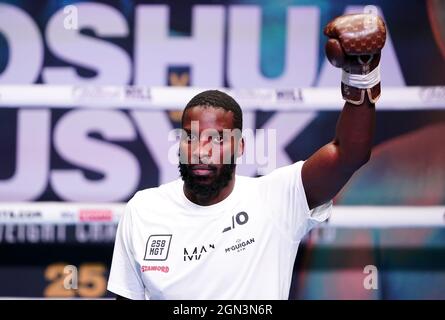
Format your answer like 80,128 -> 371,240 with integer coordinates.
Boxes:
44,263 -> 107,298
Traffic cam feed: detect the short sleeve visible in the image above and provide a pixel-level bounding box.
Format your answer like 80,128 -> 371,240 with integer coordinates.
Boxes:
107,200 -> 146,299
260,161 -> 332,242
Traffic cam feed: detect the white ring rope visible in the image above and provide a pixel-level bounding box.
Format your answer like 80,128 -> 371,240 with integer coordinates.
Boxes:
0,202 -> 443,228
0,85 -> 444,111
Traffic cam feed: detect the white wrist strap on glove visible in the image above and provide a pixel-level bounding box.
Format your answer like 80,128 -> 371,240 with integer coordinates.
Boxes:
342,64 -> 380,89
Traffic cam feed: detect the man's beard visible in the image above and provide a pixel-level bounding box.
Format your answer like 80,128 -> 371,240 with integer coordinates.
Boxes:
179,162 -> 236,200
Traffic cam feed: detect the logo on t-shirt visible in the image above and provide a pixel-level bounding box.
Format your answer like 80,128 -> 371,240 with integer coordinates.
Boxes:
222,211 -> 249,233
141,265 -> 169,273
183,244 -> 215,261
225,237 -> 255,254
144,234 -> 172,261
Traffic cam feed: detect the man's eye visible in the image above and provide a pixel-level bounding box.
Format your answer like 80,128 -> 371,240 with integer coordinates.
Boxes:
185,134 -> 197,142
212,136 -> 224,144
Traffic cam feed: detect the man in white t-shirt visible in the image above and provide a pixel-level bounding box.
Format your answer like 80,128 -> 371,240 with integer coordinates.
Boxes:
108,12 -> 386,300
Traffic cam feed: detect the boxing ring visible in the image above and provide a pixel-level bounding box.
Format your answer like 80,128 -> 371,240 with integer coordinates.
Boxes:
0,85 -> 444,299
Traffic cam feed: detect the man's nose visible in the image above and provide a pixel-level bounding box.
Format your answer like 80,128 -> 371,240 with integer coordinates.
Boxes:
192,139 -> 212,162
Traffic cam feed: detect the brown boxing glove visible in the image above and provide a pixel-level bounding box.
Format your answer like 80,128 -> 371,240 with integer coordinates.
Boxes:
324,13 -> 386,105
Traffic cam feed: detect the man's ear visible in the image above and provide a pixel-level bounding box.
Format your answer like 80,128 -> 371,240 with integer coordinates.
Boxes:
237,137 -> 245,158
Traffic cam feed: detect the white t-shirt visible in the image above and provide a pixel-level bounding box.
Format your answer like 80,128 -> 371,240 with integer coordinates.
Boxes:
107,161 -> 332,300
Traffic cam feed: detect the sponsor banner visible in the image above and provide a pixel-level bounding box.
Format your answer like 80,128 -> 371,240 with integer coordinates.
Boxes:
0,1 -> 416,88
0,203 -> 124,225
0,0 -> 443,204
0,224 -> 117,244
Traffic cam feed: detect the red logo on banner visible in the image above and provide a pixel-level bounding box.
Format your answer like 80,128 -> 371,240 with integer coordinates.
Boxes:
79,209 -> 113,222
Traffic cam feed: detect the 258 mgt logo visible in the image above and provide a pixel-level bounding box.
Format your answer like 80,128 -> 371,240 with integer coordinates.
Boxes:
144,234 -> 172,261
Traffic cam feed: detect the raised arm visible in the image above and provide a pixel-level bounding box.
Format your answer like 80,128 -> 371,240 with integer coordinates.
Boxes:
302,12 -> 386,209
